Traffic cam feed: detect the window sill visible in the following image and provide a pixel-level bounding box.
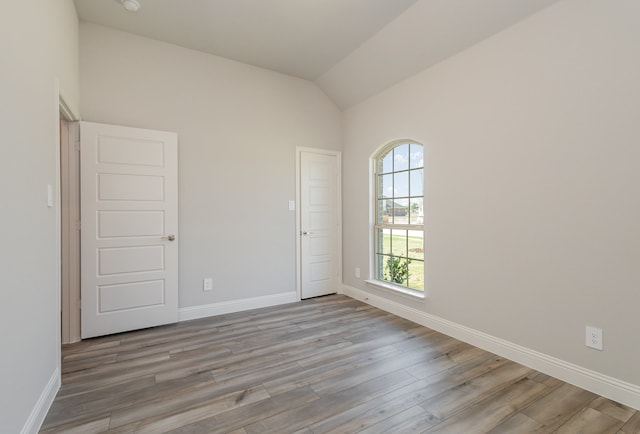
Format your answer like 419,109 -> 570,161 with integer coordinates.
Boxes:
364,279 -> 426,301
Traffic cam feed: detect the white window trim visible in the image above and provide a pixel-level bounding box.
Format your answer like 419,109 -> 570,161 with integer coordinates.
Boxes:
365,279 -> 425,300
369,139 -> 425,297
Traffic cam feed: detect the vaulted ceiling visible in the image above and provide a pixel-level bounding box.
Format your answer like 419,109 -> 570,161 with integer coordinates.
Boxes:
74,0 -> 562,108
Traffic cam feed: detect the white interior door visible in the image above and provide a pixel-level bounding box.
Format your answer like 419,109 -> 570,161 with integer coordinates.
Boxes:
300,150 -> 340,299
80,122 -> 178,339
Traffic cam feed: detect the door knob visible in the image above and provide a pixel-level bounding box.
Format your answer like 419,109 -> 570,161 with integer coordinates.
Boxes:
163,234 -> 176,241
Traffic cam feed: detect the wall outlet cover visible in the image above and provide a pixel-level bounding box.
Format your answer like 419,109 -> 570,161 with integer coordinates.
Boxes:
586,326 -> 603,351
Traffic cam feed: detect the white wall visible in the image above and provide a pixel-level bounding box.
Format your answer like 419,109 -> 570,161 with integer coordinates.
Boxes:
79,24 -> 341,309
0,1 -> 79,432
343,0 -> 640,386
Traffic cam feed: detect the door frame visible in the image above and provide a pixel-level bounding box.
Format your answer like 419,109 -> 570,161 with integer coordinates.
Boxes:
60,117 -> 81,344
295,147 -> 342,300
58,89 -> 81,344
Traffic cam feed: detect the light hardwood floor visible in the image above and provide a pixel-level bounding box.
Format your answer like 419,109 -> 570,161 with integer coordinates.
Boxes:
41,295 -> 639,433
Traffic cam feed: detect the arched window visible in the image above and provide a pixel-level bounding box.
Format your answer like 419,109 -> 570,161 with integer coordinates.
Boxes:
372,141 -> 424,293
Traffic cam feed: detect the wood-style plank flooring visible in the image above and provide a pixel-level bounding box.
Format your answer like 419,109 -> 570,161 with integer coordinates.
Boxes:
41,295 -> 639,433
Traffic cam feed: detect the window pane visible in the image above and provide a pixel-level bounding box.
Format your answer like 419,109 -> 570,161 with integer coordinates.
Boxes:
408,259 -> 424,291
379,150 -> 393,174
391,229 -> 407,257
410,144 -> 424,169
378,174 -> 393,199
380,254 -> 393,283
390,198 -> 408,224
377,200 -> 388,224
376,228 -> 392,255
394,143 -> 409,171
376,254 -> 385,280
394,170 -> 409,198
409,198 -> 423,224
407,230 -> 424,260
410,169 -> 423,197
381,255 -> 409,286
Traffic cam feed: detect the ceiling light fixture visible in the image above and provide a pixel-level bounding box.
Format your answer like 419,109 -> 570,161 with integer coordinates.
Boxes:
121,0 -> 141,12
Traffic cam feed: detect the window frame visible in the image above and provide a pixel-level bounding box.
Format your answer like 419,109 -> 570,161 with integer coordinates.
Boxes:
367,140 -> 425,299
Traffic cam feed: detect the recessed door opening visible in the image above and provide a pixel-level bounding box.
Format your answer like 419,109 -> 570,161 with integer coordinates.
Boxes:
59,110 -> 81,344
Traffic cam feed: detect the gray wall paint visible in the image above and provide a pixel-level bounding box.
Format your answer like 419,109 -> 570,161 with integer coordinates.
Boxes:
343,0 -> 640,386
79,23 -> 342,309
0,1 -> 80,432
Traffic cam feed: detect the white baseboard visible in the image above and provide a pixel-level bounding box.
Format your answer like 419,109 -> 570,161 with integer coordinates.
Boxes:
343,284 -> 640,410
21,369 -> 60,434
179,291 -> 299,322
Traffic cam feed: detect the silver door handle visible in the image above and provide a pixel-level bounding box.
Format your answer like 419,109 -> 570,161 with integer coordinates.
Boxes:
162,234 -> 176,241
302,231 -> 312,236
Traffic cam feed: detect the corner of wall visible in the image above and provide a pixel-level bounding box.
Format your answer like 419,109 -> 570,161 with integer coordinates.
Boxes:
20,369 -> 60,434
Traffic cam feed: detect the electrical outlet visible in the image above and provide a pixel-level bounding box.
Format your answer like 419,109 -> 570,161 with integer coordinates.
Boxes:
355,267 -> 361,278
203,278 -> 213,291
586,326 -> 603,350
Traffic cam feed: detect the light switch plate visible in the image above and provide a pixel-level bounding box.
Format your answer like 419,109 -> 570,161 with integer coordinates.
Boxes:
203,278 -> 213,291
47,184 -> 53,207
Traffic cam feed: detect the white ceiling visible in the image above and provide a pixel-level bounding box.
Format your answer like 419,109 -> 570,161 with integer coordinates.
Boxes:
74,0 -> 562,109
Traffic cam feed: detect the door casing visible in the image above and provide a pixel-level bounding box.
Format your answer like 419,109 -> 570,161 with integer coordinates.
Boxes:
60,118 -> 81,344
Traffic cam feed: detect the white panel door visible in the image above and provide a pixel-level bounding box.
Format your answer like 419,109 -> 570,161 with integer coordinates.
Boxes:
80,122 -> 178,338
300,151 -> 339,299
